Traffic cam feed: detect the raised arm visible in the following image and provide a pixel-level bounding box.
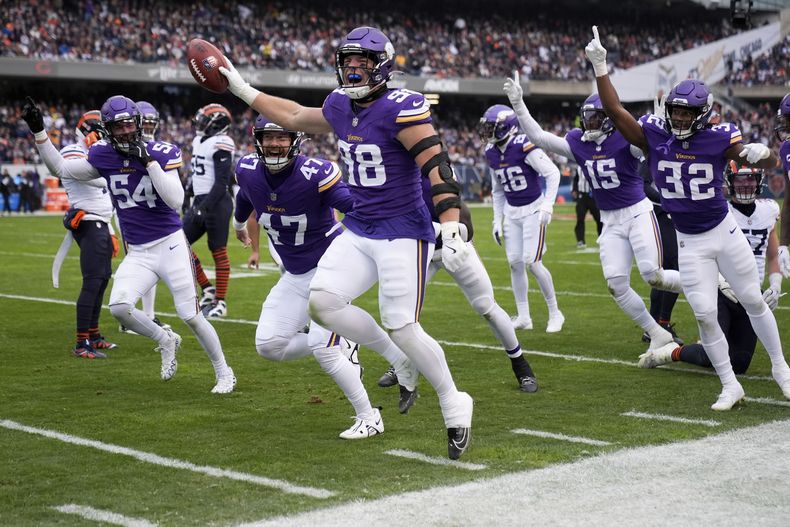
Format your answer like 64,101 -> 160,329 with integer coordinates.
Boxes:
503,71 -> 574,159
584,26 -> 648,152
22,97 -> 100,181
220,57 -> 332,135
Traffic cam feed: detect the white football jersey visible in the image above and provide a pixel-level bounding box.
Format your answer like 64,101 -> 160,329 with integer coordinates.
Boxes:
190,134 -> 235,196
59,141 -> 114,219
730,198 -> 780,283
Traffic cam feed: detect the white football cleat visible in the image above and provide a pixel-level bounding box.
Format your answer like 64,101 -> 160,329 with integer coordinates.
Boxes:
546,311 -> 565,333
156,328 -> 181,381
710,383 -> 745,411
637,341 -> 678,368
511,315 -> 533,330
211,367 -> 236,394
203,299 -> 227,319
199,286 -> 216,309
771,366 -> 790,400
647,326 -> 675,351
339,408 -> 384,440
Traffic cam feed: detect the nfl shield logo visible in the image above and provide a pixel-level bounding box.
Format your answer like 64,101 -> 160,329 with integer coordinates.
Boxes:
123,159 -> 129,167
352,117 -> 359,127
270,193 -> 277,201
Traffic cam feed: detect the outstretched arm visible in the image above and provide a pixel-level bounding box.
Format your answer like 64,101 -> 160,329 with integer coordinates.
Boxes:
584,26 -> 648,152
220,57 -> 332,134
503,71 -> 574,159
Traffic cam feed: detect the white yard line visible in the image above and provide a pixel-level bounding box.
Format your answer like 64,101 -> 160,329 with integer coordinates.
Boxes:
744,396 -> 790,407
0,420 -> 333,499
52,504 -> 157,527
384,449 -> 487,471
511,428 -> 613,446
239,419 -> 790,527
0,293 -> 778,382
620,411 -> 721,428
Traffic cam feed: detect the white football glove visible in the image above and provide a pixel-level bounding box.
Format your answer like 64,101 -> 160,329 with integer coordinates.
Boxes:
584,26 -> 609,77
739,143 -> 770,164
718,274 -> 738,304
219,56 -> 260,106
538,202 -> 553,227
778,245 -> 790,278
441,221 -> 470,273
503,70 -> 524,106
492,220 -> 503,246
653,93 -> 666,118
763,288 -> 780,311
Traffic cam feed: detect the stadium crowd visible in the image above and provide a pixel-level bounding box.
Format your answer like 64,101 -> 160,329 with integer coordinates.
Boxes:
2,0 -> 769,82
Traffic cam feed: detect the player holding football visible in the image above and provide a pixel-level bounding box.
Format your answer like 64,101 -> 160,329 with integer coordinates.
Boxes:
220,26 -> 473,459
585,26 -> 790,409
234,115 -> 416,438
184,104 -> 235,319
480,104 -> 565,333
501,76 -> 683,348
639,162 -> 783,372
774,92 -> 790,279
22,95 -> 236,394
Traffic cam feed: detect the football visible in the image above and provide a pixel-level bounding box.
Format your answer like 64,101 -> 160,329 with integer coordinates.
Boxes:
186,38 -> 229,94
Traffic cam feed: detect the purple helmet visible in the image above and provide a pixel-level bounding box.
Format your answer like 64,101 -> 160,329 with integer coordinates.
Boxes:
580,93 -> 613,141
252,115 -> 303,171
136,100 -> 160,142
664,79 -> 713,140
100,95 -> 141,155
478,104 -> 519,144
335,26 -> 395,101
774,92 -> 790,142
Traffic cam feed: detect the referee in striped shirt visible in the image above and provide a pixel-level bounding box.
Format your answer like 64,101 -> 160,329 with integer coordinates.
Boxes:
571,166 -> 602,248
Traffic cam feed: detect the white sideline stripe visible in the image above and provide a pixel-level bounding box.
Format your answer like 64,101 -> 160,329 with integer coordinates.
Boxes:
0,250 -> 78,260
0,420 -> 333,499
621,411 -> 721,428
384,449 -> 487,471
744,396 -> 790,407
511,428 -> 613,446
0,293 -> 777,383
52,504 -> 157,527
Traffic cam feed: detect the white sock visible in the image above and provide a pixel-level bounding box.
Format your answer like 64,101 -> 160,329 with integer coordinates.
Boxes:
510,262 -> 529,318
313,346 -> 373,418
186,314 -> 229,375
529,261 -> 559,313
746,304 -> 788,369
389,323 -> 458,406
484,303 -> 520,351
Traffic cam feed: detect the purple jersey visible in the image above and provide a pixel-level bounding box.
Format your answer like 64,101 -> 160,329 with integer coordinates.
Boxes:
87,140 -> 183,244
639,114 -> 742,234
322,88 -> 435,243
781,141 -> 790,180
565,128 -> 645,211
234,154 -> 353,275
484,134 -> 544,207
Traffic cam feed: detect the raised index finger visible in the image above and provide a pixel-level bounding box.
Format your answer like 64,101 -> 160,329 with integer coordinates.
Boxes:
592,26 -> 600,42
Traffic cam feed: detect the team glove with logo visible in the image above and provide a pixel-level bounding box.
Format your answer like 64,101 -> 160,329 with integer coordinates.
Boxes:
739,143 -> 770,164
441,221 -> 469,273
21,96 -> 45,134
492,220 -> 503,246
584,26 -> 609,77
128,139 -> 153,165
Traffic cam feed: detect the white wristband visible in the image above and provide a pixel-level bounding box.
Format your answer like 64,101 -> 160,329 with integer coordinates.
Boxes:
233,218 -> 248,231
593,62 -> 609,77
34,131 -> 48,142
237,84 -> 261,107
769,272 -> 782,292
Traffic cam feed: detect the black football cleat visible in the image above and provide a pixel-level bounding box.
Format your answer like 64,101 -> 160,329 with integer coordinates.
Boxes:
447,426 -> 471,460
398,384 -> 418,414
377,366 -> 398,388
518,375 -> 539,393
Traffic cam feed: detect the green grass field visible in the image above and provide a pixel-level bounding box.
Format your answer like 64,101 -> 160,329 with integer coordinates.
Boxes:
1,205 -> 788,526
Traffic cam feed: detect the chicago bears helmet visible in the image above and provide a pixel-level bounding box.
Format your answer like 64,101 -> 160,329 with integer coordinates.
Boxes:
252,115 -> 303,171
664,79 -> 713,140
100,95 -> 141,155
335,26 -> 395,101
580,93 -> 613,141
725,160 -> 764,205
75,110 -> 105,146
478,104 -> 519,144
194,103 -> 231,138
136,101 -> 160,142
774,92 -> 790,142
